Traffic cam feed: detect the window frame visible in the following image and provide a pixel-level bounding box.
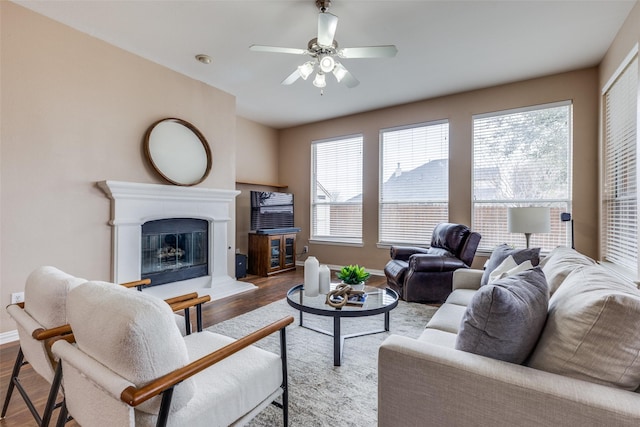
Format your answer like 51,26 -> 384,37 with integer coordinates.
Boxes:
472,100 -> 574,252
310,134 -> 364,246
600,43 -> 639,282
378,120 -> 450,246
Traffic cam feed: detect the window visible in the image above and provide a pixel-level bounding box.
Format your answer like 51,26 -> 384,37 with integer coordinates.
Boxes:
312,135 -> 363,244
379,121 -> 449,244
473,102 -> 572,251
602,50 -> 638,279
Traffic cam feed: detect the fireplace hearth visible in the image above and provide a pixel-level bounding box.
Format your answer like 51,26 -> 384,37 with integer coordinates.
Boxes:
98,180 -> 256,300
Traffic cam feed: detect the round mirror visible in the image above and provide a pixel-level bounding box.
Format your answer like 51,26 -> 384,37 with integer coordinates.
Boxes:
144,118 -> 212,186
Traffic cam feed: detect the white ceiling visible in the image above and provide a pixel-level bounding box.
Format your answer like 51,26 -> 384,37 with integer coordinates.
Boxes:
15,0 -> 636,129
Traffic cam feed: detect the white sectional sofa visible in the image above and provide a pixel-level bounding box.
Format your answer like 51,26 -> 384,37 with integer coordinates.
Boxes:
378,246 -> 640,426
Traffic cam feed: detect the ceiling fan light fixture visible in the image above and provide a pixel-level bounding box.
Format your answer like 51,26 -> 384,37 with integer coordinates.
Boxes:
319,55 -> 335,73
298,61 -> 315,80
313,72 -> 326,88
332,62 -> 347,82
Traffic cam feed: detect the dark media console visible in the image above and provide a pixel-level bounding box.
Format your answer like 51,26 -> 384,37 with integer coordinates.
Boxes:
255,227 -> 301,235
248,231 -> 298,276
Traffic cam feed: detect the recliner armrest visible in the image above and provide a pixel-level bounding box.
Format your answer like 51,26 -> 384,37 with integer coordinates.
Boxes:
409,254 -> 467,272
390,246 -> 429,261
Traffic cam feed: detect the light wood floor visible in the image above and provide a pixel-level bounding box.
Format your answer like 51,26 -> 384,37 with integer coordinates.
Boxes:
0,267 -> 389,427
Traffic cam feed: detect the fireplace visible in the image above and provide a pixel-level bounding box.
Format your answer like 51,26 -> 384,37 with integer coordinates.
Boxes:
98,180 -> 256,300
141,218 -> 208,286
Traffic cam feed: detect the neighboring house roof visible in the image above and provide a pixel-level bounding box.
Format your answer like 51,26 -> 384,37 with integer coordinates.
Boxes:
381,159 -> 448,201
347,159 -> 448,202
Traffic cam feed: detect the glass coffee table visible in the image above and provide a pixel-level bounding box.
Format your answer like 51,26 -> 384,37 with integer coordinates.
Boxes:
286,283 -> 399,366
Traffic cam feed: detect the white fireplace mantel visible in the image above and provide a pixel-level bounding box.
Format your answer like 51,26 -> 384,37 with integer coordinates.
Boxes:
98,180 -> 256,300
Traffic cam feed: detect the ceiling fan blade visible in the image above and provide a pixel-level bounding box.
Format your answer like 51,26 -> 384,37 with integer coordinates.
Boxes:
339,45 -> 398,59
249,45 -> 307,55
340,69 -> 359,88
281,69 -> 301,85
317,12 -> 338,47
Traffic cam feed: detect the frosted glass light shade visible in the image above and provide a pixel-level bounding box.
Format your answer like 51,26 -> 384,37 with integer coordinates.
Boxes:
319,55 -> 335,73
298,61 -> 314,80
508,207 -> 551,233
333,63 -> 347,82
313,72 -> 326,88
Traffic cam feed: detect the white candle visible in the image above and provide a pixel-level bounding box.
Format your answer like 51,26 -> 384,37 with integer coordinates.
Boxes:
319,264 -> 331,294
304,256 -> 319,297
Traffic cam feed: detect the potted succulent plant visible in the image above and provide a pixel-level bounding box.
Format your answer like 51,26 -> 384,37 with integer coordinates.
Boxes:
336,264 -> 370,290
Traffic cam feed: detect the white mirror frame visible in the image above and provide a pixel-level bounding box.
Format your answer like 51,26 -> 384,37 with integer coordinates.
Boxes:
144,118 -> 212,186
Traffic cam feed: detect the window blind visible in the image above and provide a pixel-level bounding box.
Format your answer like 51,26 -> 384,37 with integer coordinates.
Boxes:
602,53 -> 638,276
472,102 -> 572,251
379,121 -> 449,244
312,135 -> 363,243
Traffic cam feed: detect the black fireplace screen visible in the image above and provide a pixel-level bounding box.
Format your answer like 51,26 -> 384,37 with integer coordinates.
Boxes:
141,218 -> 208,286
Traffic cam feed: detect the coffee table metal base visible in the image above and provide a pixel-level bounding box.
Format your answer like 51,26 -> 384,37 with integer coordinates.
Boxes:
298,311 -> 391,366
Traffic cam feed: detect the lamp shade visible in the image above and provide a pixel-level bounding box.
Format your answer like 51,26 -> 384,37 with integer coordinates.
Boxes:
508,207 -> 551,234
313,72 -> 326,88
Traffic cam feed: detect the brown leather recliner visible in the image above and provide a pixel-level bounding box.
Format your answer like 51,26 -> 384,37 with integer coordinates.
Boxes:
384,223 -> 481,303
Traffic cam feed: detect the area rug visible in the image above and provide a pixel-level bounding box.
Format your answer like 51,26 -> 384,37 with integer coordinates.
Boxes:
206,297 -> 438,427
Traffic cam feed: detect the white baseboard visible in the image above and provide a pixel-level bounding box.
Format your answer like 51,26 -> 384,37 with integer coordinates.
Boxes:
0,329 -> 19,345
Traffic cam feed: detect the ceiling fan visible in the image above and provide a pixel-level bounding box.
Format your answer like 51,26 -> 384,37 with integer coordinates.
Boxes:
249,0 -> 397,91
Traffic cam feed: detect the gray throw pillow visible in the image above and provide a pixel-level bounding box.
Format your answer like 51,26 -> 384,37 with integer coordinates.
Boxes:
455,267 -> 549,364
481,244 -> 541,286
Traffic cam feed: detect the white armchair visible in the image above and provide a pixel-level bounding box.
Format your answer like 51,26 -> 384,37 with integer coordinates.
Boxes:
52,280 -> 293,427
2,268 -> 212,427
1,266 -> 85,426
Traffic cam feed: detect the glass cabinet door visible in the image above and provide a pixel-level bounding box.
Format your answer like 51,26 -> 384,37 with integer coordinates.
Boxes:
283,235 -> 295,268
269,236 -> 281,270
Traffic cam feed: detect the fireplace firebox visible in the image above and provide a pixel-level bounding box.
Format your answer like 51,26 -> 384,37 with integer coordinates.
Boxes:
141,218 -> 208,286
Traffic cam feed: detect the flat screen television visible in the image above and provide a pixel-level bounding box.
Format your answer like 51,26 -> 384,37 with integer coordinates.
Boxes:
250,191 -> 295,231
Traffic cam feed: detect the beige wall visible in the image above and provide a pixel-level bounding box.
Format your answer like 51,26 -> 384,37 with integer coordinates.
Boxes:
279,68 -> 600,272
235,116 -> 281,255
0,2 -> 237,333
600,1 -> 640,89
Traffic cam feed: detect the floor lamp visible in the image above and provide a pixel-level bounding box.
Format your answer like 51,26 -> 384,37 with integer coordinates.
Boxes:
561,212 -> 575,249
508,207 -> 551,248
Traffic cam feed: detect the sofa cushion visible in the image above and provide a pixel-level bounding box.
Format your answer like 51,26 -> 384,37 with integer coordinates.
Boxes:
444,289 -> 477,307
528,265 -> 640,391
425,303 -> 468,334
488,255 -> 534,284
418,328 -> 457,349
481,244 -> 540,286
540,246 -> 595,295
456,267 -> 549,364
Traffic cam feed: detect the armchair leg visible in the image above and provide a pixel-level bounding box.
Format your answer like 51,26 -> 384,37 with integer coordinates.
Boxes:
1,347 -> 24,418
3,347 -> 64,426
55,401 -> 68,427
196,303 -> 203,332
280,327 -> 288,427
183,308 -> 192,335
41,362 -> 64,427
155,387 -> 174,427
